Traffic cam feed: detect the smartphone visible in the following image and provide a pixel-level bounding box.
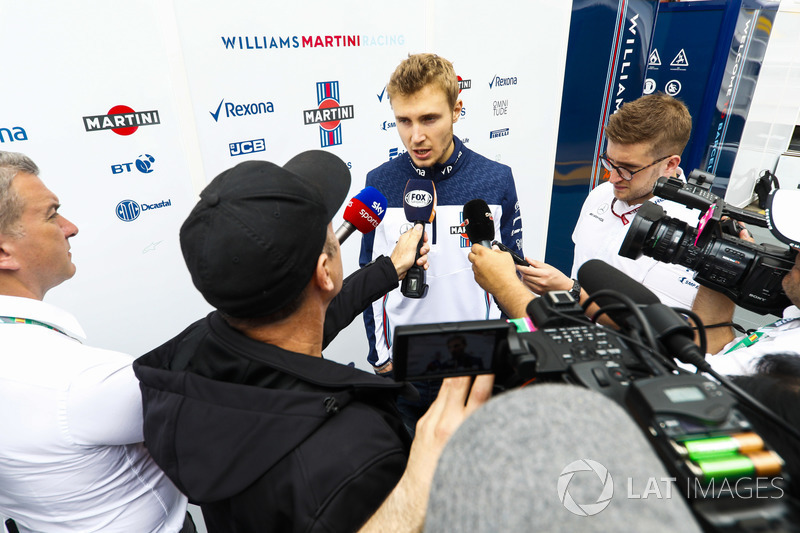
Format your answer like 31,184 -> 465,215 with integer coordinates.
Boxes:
392,320 -> 513,381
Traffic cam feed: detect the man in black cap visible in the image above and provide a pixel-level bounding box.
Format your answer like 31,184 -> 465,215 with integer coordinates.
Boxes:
133,150 -> 492,533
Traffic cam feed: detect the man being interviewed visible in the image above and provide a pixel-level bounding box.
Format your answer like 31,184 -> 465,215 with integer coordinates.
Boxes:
361,53 -> 523,424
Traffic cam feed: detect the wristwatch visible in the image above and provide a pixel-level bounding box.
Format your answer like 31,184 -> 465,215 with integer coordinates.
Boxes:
568,279 -> 581,301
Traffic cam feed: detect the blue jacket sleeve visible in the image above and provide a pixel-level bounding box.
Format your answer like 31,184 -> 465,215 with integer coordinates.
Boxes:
499,170 -> 523,256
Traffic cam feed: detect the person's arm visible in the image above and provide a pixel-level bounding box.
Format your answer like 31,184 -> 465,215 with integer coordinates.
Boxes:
68,357 -> 144,445
468,244 -> 533,318
692,285 -> 736,355
358,374 -> 494,533
499,173 -> 523,258
324,225 -> 429,349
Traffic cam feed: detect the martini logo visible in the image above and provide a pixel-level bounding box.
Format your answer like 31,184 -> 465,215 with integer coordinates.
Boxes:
83,105 -> 160,136
303,81 -> 355,147
450,213 -> 471,248
457,76 -> 471,92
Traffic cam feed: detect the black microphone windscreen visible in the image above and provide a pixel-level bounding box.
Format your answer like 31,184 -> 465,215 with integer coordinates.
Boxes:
578,259 -> 660,308
462,199 -> 495,246
425,384 -> 701,533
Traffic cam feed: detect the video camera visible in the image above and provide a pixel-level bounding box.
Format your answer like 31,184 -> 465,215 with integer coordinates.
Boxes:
392,259 -> 800,531
618,173 -> 797,315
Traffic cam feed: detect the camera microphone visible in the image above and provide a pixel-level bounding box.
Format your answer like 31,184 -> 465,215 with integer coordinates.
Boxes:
578,259 -> 706,369
336,187 -> 387,245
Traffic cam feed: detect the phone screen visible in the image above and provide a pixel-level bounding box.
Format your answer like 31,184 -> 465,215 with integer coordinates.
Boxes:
392,321 -> 511,381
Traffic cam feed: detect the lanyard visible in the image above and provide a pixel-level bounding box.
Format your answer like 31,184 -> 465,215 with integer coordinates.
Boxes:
610,198 -> 641,225
724,317 -> 800,353
0,316 -> 68,336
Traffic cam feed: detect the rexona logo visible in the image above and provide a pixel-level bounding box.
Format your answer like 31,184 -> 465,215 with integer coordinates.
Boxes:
0,126 -> 28,143
230,138 -> 266,157
303,81 -> 354,148
83,105 -> 160,136
488,75 -> 518,89
112,154 -> 156,174
210,99 -> 274,122
115,198 -> 172,222
404,190 -> 432,208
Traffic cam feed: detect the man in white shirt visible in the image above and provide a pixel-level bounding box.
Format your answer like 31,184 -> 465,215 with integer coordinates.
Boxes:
0,151 -> 188,532
514,93 -> 700,314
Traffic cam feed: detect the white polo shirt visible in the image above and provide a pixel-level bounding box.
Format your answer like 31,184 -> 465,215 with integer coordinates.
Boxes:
0,295 -> 187,533
571,180 -> 701,310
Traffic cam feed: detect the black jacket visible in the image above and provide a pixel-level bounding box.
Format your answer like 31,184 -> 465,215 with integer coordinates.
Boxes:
133,257 -> 412,533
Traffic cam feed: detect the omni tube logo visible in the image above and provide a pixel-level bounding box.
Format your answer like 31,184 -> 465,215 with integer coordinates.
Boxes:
557,459 -> 614,516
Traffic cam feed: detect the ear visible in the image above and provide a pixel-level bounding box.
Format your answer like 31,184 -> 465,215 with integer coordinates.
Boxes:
452,99 -> 463,123
666,155 -> 681,175
313,252 -> 335,293
0,236 -> 21,272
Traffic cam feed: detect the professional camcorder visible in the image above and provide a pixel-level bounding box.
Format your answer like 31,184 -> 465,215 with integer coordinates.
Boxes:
618,174 -> 799,315
392,259 -> 800,531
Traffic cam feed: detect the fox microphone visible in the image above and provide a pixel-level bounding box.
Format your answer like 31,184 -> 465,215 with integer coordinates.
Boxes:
335,187 -> 388,245
401,178 -> 436,298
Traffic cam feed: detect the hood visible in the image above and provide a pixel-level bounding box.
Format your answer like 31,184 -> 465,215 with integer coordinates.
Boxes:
133,313 -> 410,503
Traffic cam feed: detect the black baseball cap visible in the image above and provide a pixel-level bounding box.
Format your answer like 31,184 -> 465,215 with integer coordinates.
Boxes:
180,150 -> 351,318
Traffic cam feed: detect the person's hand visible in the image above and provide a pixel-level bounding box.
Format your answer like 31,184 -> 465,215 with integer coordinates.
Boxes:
468,244 -> 533,318
468,244 -> 518,296
407,374 -> 494,489
516,259 -> 572,295
391,224 -> 430,281
357,375 -> 494,533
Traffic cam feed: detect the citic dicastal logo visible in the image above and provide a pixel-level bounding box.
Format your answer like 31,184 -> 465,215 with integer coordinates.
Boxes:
210,99 -> 274,122
303,81 -> 355,148
116,199 -> 172,222
83,105 -> 160,136
112,154 -> 156,175
558,459 -> 614,517
0,126 -> 28,144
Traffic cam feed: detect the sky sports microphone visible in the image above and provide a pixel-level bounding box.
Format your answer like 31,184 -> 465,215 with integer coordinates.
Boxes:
577,259 -> 706,368
335,186 -> 387,245
401,178 -> 436,298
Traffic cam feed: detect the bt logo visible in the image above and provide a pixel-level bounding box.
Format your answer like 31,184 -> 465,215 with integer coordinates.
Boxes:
112,154 -> 156,174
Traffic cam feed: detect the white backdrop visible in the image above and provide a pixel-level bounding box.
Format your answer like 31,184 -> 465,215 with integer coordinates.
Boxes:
0,0 -> 571,368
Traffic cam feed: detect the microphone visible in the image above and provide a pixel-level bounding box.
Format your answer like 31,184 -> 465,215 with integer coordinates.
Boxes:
462,199 -> 494,248
577,259 -> 706,368
425,384 -> 701,532
401,179 -> 436,298
335,187 -> 387,245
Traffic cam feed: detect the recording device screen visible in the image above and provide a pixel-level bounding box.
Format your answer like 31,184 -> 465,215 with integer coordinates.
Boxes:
392,321 -> 510,381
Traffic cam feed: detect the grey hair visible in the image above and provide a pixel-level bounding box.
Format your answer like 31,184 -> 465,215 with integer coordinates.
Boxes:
0,151 -> 39,236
